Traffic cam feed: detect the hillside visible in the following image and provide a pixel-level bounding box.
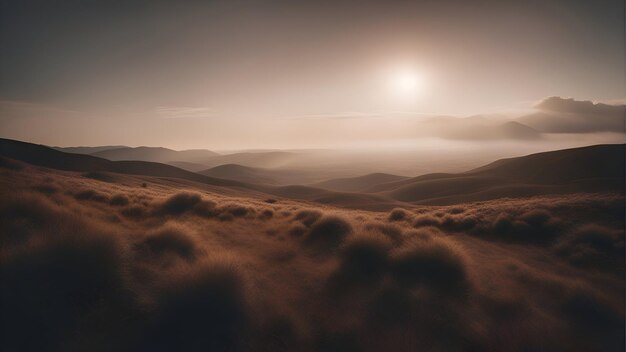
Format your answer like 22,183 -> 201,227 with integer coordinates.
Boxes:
2,139 -> 624,208
368,144 -> 625,203
311,173 -> 409,192
92,146 -> 220,164
200,164 -> 333,186
0,139 -> 245,189
0,139 -> 404,210
166,161 -> 211,172
1,146 -> 623,352
201,151 -> 297,169
470,144 -> 625,183
59,145 -> 299,171
54,145 -> 128,154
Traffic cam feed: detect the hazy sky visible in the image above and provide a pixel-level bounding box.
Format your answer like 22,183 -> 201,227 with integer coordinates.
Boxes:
0,0 -> 624,149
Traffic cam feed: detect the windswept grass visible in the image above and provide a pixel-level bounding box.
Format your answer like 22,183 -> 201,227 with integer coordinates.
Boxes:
0,166 -> 623,351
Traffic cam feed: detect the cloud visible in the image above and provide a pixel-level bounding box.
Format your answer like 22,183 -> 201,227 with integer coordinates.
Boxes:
425,96 -> 625,140
536,97 -> 623,115
517,97 -> 625,133
280,96 -> 622,143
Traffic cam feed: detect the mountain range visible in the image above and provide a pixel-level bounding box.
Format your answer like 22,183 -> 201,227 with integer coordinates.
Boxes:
2,138 -> 623,209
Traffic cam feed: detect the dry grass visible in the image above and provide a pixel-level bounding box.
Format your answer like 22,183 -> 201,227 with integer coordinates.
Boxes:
389,236 -> 470,295
303,215 -> 353,253
0,165 -> 623,351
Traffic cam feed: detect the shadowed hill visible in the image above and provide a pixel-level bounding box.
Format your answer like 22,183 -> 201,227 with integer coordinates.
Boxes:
91,146 -> 220,164
166,161 -> 211,172
365,173 -> 458,193
0,139 -> 247,189
369,144 -> 625,204
199,164 -> 281,185
54,145 -> 128,154
266,185 -> 404,211
94,148 -> 298,170
311,173 -> 409,192
0,139 -> 405,210
200,164 -> 340,186
2,138 -> 624,208
201,151 -> 296,169
469,144 -> 625,183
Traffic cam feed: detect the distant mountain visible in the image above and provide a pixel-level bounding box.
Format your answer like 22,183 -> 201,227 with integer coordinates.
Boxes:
200,164 -> 280,185
88,146 -> 297,170
2,138 -> 623,208
201,151 -> 296,169
438,121 -> 541,141
54,145 -> 128,154
166,161 -> 211,172
517,97 -> 626,133
498,121 -> 542,139
367,144 -> 625,204
0,138 -> 405,210
91,146 -> 220,164
199,164 -> 317,185
310,173 -> 409,192
469,144 -> 625,183
0,139 -> 246,189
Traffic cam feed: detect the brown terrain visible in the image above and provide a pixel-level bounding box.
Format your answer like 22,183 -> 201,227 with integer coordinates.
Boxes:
1,138 -> 624,352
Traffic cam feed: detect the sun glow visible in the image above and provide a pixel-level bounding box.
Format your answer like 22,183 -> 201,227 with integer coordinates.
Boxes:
387,66 -> 427,99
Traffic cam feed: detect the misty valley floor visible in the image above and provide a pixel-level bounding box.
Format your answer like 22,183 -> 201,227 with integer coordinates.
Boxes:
1,161 -> 624,352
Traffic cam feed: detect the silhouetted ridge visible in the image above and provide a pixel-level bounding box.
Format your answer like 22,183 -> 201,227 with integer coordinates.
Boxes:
0,139 -> 404,210
54,145 -> 128,154
367,144 -> 625,204
91,146 -> 220,163
470,144 -> 625,183
0,138 -> 247,189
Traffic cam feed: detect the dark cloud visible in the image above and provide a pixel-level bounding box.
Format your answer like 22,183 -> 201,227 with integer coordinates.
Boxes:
518,97 -> 626,133
421,96 -> 625,140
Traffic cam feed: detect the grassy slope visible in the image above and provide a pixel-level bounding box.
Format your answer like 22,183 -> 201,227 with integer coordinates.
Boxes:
0,161 -> 623,351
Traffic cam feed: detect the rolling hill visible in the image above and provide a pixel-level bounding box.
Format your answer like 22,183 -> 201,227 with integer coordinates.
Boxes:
2,138 -> 623,207
166,161 -> 212,172
54,145 -> 128,154
91,146 -> 220,164
0,138 -> 405,210
200,151 -> 297,169
0,139 -> 245,189
366,144 -> 625,204
310,173 -> 409,192
469,143 -> 625,183
199,164 -> 321,185
199,164 -> 281,185
88,146 -> 298,170
265,185 -> 404,211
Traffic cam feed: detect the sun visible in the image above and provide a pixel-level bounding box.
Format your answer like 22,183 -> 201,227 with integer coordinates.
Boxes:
386,66 -> 426,99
